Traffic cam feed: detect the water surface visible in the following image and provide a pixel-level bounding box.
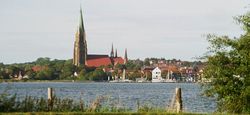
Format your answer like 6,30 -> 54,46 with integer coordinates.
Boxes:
0,82 -> 216,113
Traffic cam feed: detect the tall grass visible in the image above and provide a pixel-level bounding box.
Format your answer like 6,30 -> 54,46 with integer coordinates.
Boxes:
0,91 -> 133,112
0,93 -> 181,113
0,87 -> 196,114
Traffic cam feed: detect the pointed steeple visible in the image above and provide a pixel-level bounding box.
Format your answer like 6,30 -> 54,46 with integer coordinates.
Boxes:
115,49 -> 118,58
124,48 -> 128,64
79,5 -> 85,32
73,6 -> 88,66
110,43 -> 114,58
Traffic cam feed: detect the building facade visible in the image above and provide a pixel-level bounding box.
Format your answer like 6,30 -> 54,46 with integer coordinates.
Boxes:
152,67 -> 164,82
73,8 -> 87,66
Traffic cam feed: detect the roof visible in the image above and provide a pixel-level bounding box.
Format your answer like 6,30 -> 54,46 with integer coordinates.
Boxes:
87,57 -> 112,67
113,57 -> 124,65
86,54 -> 125,67
153,67 -> 161,72
87,54 -> 109,60
160,66 -> 179,73
141,67 -> 154,72
103,68 -> 113,72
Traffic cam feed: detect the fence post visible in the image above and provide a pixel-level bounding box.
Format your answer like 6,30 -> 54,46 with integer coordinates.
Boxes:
175,87 -> 182,113
48,87 -> 53,111
48,87 -> 53,100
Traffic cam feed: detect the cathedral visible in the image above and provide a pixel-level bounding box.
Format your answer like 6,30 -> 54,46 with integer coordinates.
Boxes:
73,8 -> 128,67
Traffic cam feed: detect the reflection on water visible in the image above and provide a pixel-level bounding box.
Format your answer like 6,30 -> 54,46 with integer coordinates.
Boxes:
0,82 -> 216,113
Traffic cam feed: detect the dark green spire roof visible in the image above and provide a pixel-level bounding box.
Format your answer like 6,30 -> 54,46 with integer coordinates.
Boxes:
110,43 -> 114,57
79,6 -> 85,32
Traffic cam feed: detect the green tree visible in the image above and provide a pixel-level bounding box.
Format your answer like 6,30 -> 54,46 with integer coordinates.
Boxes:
78,68 -> 87,80
35,57 -> 50,65
59,60 -> 75,80
92,69 -> 107,81
144,59 -> 150,66
202,12 -> 250,113
128,70 -> 141,81
34,68 -> 54,80
6,65 -> 21,77
0,63 -> 4,79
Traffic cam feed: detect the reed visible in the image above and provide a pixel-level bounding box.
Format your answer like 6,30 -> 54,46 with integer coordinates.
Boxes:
0,88 -> 203,114
0,112 -> 205,115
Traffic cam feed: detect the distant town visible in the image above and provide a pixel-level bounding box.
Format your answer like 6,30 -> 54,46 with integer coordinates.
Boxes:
0,57 -> 206,83
0,8 -> 207,83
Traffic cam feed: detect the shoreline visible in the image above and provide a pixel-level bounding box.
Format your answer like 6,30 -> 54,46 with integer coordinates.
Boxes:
0,79 -> 95,83
0,79 -> 198,84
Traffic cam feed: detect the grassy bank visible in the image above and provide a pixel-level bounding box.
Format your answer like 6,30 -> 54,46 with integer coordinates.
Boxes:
0,92 -> 207,114
0,112 -> 204,115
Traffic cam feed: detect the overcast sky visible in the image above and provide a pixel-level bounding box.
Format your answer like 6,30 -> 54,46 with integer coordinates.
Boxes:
0,0 -> 249,64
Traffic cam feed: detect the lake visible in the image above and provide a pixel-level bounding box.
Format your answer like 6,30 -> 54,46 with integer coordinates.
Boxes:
0,82 -> 216,113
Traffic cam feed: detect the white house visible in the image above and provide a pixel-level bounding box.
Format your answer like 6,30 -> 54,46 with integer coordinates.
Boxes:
152,67 -> 164,82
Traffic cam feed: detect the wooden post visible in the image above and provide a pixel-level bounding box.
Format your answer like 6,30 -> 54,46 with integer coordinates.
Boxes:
48,87 -> 53,111
175,87 -> 182,113
48,87 -> 53,100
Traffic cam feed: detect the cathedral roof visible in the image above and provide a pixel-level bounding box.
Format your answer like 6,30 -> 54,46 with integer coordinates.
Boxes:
86,54 -> 125,67
87,56 -> 112,67
113,57 -> 124,65
87,54 -> 109,60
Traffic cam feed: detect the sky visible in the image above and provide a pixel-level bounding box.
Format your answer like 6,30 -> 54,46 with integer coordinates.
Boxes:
0,0 -> 249,64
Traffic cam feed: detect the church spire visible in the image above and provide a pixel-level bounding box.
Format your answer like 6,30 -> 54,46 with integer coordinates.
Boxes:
110,43 -> 114,58
115,49 -> 118,58
79,6 -> 85,32
124,48 -> 128,64
73,6 -> 88,66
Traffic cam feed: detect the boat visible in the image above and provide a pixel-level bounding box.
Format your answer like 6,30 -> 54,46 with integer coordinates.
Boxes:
164,79 -> 176,83
136,77 -> 149,83
109,69 -> 133,83
152,78 -> 165,83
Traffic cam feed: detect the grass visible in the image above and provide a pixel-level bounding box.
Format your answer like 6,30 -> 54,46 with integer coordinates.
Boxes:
0,93 -> 206,114
0,112 -> 205,115
0,85 -> 236,115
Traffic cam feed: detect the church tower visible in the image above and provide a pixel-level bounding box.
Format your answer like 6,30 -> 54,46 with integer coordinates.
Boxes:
124,48 -> 128,64
115,49 -> 118,58
73,8 -> 87,66
110,43 -> 114,58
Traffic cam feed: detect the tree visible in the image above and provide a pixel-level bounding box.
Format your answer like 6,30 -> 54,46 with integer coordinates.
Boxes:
202,12 -> 250,113
78,69 -> 87,80
35,57 -> 50,65
128,70 -> 141,81
143,58 -> 150,66
161,70 -> 168,79
34,67 -> 54,80
6,65 -> 21,78
59,60 -> 75,80
93,69 -> 107,81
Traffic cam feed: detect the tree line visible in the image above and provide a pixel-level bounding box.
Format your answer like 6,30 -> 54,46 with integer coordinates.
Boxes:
0,58 -> 107,81
0,57 -> 198,81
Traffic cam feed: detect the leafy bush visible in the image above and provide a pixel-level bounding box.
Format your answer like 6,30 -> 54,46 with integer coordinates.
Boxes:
203,12 -> 250,113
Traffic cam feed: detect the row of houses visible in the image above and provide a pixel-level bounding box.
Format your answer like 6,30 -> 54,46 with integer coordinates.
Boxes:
141,64 -> 204,82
